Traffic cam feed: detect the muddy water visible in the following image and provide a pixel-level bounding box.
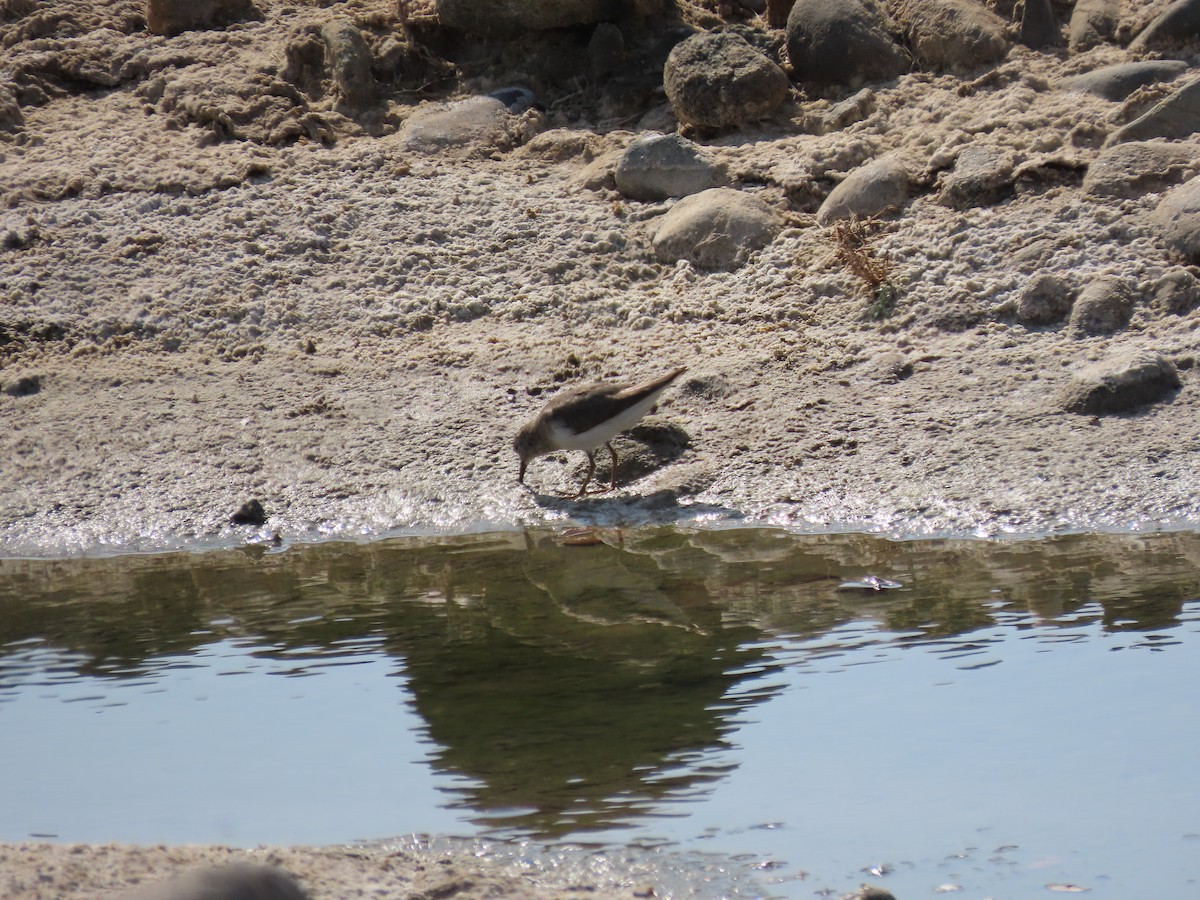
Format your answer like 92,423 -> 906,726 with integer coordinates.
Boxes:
2,528 -> 1199,897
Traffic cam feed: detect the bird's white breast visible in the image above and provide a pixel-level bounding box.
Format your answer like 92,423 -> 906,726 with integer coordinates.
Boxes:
548,393 -> 663,451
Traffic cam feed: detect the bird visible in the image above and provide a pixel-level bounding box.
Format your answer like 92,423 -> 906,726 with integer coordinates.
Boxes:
514,366 -> 688,498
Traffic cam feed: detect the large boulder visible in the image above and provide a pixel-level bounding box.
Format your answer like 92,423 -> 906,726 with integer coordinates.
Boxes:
614,133 -> 726,201
1130,0 -> 1200,53
1104,76 -> 1200,147
785,0 -> 910,89
146,0 -> 259,35
651,188 -> 782,269
436,0 -> 624,34
1067,0 -> 1119,50
663,31 -> 790,130
891,0 -> 1009,71
1059,60 -> 1189,102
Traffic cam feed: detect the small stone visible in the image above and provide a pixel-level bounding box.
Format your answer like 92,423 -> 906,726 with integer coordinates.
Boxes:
1059,61 -> 1189,102
118,862 -> 308,900
1058,351 -> 1181,415
1153,268 -> 1200,314
1016,274 -> 1074,325
817,156 -> 910,224
664,31 -> 790,130
1083,140 -> 1199,198
652,187 -> 782,270
321,20 -> 375,111
614,133 -> 725,201
231,499 -> 268,526
786,0 -> 911,88
1152,175 -> 1200,263
937,144 -> 1015,209
821,88 -> 877,133
1069,278 -> 1133,335
1,374 -> 42,397
396,96 -> 510,154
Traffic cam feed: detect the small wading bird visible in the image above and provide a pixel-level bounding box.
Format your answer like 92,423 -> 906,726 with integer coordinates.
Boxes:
514,366 -> 687,498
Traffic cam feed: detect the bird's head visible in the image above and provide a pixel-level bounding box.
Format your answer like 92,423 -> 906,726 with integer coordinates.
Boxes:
513,422 -> 551,484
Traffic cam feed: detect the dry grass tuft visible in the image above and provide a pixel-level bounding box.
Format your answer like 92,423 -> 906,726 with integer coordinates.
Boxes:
829,217 -> 899,319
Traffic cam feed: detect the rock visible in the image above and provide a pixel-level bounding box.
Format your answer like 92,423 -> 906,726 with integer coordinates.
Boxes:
1152,175 -> 1200,262
488,87 -> 538,113
785,0 -> 911,89
937,144 -> 1015,209
1104,77 -> 1200,147
1130,0 -> 1200,53
145,0 -> 259,36
841,887 -> 898,900
1,373 -> 42,397
1153,268 -> 1200,314
1069,278 -> 1133,334
821,88 -> 876,133
1058,350 -> 1181,415
651,188 -> 782,269
1059,60 -> 1189,102
589,23 -> 626,78
1016,274 -> 1074,325
1068,0 -> 1119,50
119,863 -> 308,900
0,83 -> 21,132
1082,141 -> 1198,198
396,96 -> 510,154
614,133 -> 725,201
436,0 -> 622,34
321,20 -> 375,111
663,31 -> 790,130
891,0 -> 1009,71
1019,0 -> 1059,48
231,499 -> 268,526
816,156 -> 910,224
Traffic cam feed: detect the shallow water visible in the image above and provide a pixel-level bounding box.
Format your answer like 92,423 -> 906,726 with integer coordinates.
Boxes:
2,528 -> 1199,898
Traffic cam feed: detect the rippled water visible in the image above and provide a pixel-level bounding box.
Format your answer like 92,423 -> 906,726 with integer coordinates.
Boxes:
2,528 -> 1199,897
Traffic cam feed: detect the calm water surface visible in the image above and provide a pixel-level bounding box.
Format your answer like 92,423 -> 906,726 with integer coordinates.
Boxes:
1,528 -> 1199,898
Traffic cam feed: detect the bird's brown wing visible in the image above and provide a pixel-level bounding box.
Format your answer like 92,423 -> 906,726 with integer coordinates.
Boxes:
544,367 -> 687,436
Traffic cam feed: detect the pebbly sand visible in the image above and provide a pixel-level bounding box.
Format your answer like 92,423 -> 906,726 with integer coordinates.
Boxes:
3,0 -> 1200,895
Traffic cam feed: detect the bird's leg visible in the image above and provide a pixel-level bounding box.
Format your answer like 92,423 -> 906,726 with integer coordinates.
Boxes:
574,450 -> 596,499
605,441 -> 619,492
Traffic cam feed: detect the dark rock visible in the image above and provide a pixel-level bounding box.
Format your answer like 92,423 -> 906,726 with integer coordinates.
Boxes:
588,23 -> 625,78
785,0 -> 910,88
1019,0 -> 1059,47
1068,0 -> 1119,50
488,87 -> 538,113
1058,350 -> 1181,415
1104,76 -> 1200,147
663,31 -> 790,129
651,188 -> 782,270
1152,174 -> 1200,262
1,374 -> 42,397
1130,0 -> 1200,53
892,0 -> 1009,71
1070,278 -> 1133,334
816,156 -> 910,224
1153,268 -> 1200,314
231,499 -> 268,526
1059,60 -> 1189,102
614,133 -> 725,201
145,0 -> 259,36
841,886 -> 898,900
436,0 -> 624,35
1082,140 -> 1198,198
937,144 -> 1015,209
321,20 -> 375,111
119,863 -> 308,900
1016,274 -> 1074,325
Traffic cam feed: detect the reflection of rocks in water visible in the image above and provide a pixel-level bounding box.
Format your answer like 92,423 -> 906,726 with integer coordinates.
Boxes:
3,528 -> 1200,835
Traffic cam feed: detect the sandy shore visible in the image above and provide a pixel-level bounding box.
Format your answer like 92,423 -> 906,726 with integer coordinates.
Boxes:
3,0 -> 1200,895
